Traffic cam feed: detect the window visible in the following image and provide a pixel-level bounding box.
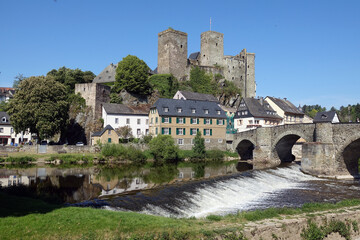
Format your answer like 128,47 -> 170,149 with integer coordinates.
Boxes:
137,129 -> 141,136
217,110 -> 221,115
249,120 -> 253,124
146,119 -> 149,125
163,117 -> 169,123
218,139 -> 223,143
177,108 -> 182,113
10,128 -> 14,133
204,109 -> 209,114
177,117 -> 184,124
155,127 -> 158,135
217,119 -> 224,125
115,118 -> 119,124
162,128 -> 171,135
190,128 -> 197,135
137,119 -> 141,125
108,138 -> 111,143
238,120 -> 243,125
205,118 -> 211,124
163,107 -> 169,112
126,118 -> 130,124
178,172 -> 184,178
1,117 -> 6,123
191,118 -> 198,124
255,120 -> 260,124
205,139 -> 211,143
177,139 -> 184,145
204,129 -> 210,136
191,108 -> 196,113
156,117 -> 158,123
177,128 -> 185,135
0,128 -> 3,133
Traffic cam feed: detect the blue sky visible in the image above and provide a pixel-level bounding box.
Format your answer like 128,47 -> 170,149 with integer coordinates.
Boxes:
0,0 -> 359,109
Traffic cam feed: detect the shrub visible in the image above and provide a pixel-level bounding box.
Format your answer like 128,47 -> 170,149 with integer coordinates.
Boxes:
101,144 -> 127,157
191,131 -> 205,161
7,156 -> 36,164
300,220 -> 324,240
142,134 -> 153,144
126,146 -> 146,165
206,215 -> 222,221
206,150 -> 225,162
149,135 -> 179,165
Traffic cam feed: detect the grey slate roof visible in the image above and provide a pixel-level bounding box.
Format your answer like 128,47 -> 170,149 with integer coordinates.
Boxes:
313,111 -> 338,123
93,63 -> 117,83
0,111 -> 11,125
267,97 -> 304,115
235,98 -> 282,119
92,125 -> 119,137
189,52 -> 200,60
152,98 -> 226,119
102,103 -> 148,115
177,91 -> 219,103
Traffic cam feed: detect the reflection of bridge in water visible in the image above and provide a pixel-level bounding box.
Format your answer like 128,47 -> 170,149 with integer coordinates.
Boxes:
229,122 -> 360,178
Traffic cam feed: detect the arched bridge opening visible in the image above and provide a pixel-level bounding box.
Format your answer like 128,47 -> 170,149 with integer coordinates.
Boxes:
274,134 -> 303,162
342,138 -> 360,176
236,140 -> 255,160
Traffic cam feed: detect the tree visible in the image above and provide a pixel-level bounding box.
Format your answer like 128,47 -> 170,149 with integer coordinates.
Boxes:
110,93 -> 123,104
192,131 -> 206,160
115,126 -> 133,139
13,74 -> 27,89
149,74 -> 179,98
0,101 -> 8,112
7,76 -> 69,140
47,67 -> 95,93
114,55 -> 151,95
149,135 -> 179,165
219,80 -> 242,106
189,66 -> 216,95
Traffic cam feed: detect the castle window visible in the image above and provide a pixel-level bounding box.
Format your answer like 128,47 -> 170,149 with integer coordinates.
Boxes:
83,88 -> 85,91
232,77 -> 234,80
216,43 -> 218,46
180,45 -> 183,48
203,55 -> 205,57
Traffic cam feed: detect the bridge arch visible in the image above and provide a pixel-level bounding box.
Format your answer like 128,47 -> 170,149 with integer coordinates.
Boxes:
336,133 -> 360,176
236,139 -> 255,160
272,130 -> 313,163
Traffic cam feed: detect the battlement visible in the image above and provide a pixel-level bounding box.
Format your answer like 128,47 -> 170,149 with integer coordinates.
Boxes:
158,28 -> 187,37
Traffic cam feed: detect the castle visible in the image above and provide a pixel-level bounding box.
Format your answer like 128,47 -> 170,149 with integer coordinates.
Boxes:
157,28 -> 256,98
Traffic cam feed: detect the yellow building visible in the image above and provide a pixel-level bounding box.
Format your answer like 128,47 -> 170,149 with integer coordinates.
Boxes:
91,125 -> 120,145
149,98 -> 227,150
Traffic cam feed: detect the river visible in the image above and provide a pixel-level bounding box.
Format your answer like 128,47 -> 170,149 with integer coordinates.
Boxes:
1,161 -> 360,218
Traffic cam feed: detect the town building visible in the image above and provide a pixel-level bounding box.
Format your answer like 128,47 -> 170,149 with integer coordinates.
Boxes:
234,98 -> 282,132
149,98 -> 227,150
102,103 -> 149,138
158,28 -> 256,98
313,111 -> 340,123
265,97 -> 305,124
173,90 -> 219,103
91,125 -> 119,145
0,87 -> 15,103
0,112 -> 32,146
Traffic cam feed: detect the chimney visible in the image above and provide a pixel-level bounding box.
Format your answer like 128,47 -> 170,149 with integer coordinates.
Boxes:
259,97 -> 264,106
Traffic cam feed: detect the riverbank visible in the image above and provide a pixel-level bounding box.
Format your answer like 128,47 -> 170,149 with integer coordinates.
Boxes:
1,191 -> 360,240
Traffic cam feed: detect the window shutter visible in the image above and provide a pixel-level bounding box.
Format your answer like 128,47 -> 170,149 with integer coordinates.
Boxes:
183,128 -> 185,135
197,118 -> 199,124
169,117 -> 172,123
203,129 -> 206,135
217,119 -> 219,125
197,128 -> 199,133
190,129 -> 192,135
183,118 -> 186,123
204,119 -> 206,124
162,128 -> 164,134
169,128 -> 172,135
210,119 -> 212,124
176,128 -> 179,135
162,117 -> 164,123
210,129 -> 212,136
176,117 -> 179,123
108,138 -> 111,143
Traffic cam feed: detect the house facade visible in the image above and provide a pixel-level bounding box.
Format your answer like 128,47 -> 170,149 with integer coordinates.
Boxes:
91,125 -> 119,145
0,112 -> 32,146
149,98 -> 227,150
102,103 -> 149,139
265,97 -> 305,124
234,98 -> 282,132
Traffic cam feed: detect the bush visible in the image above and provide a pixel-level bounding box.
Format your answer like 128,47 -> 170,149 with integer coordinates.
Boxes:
126,146 -> 146,165
206,150 -> 225,162
101,144 -> 127,157
142,134 -> 153,144
191,131 -> 205,160
149,135 -> 179,165
7,156 -> 36,164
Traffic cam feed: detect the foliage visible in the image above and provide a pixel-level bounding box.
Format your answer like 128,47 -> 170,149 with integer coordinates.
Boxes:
114,55 -> 151,95
101,144 -> 127,157
109,93 -> 122,104
125,146 -> 147,164
5,156 -> 36,164
189,66 -> 216,95
100,144 -> 146,164
301,219 -> 352,240
300,220 -> 324,240
142,134 -> 153,144
0,101 -> 8,112
302,105 -> 326,118
67,93 -> 86,119
149,74 -> 179,98
12,73 -> 27,89
142,165 -> 179,184
206,215 -> 222,221
149,135 -> 179,165
191,131 -> 206,160
205,150 -> 225,162
337,104 -> 360,122
47,67 -> 95,93
7,76 -> 69,140
115,125 -> 133,139
219,80 -> 242,104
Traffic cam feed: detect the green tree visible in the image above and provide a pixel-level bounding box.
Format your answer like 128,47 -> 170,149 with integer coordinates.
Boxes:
47,67 -> 95,93
0,101 -> 8,112
110,93 -> 123,104
189,66 -> 216,95
192,131 -> 206,159
219,80 -> 242,104
12,74 -> 27,89
149,74 -> 179,98
114,55 -> 151,95
7,76 -> 69,140
149,135 -> 179,165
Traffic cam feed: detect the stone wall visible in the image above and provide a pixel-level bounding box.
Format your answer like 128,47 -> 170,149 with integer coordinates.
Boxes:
0,145 -> 97,154
200,31 -> 224,67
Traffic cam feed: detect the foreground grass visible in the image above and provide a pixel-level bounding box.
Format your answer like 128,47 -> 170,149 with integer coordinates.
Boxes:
1,191 -> 360,240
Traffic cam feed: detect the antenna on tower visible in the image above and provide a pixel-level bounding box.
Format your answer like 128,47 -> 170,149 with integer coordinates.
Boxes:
210,17 -> 212,31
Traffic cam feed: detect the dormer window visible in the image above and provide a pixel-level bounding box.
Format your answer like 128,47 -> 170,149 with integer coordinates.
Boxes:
163,107 -> 169,112
217,110 -> 221,115
177,108 -> 182,113
204,109 -> 209,114
1,117 -> 6,123
321,114 -> 327,119
191,108 -> 196,113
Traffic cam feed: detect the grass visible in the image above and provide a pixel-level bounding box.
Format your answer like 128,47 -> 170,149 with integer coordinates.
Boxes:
1,190 -> 360,240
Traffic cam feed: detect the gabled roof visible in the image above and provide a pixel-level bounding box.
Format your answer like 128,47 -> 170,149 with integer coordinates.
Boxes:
92,125 -> 119,137
313,111 -> 338,123
189,52 -> 200,60
93,63 -> 118,83
266,97 -> 304,115
152,98 -> 226,119
176,90 -> 219,103
236,98 -> 282,119
102,103 -> 149,115
0,111 -> 11,125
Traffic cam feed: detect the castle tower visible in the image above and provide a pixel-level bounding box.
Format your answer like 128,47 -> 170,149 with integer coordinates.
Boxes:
200,31 -> 224,66
157,28 -> 188,80
245,52 -> 256,98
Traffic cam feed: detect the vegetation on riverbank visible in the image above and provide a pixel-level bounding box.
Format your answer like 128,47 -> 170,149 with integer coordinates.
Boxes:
1,190 -> 360,240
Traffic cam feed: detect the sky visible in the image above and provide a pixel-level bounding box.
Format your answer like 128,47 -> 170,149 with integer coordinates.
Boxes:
0,0 -> 359,109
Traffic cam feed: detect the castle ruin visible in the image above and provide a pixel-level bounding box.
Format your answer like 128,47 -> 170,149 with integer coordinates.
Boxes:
157,28 -> 256,98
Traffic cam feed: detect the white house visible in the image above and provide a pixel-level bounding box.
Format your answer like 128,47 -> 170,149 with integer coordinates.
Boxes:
102,103 -> 149,138
234,98 -> 282,132
313,111 -> 340,123
0,112 -> 32,146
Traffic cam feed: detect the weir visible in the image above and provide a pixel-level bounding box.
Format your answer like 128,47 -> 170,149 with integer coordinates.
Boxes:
230,123 -> 360,178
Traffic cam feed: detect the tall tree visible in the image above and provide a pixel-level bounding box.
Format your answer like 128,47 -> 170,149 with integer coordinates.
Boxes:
192,131 -> 206,159
47,67 -> 95,93
149,74 -> 179,98
114,55 -> 151,95
7,76 -> 69,140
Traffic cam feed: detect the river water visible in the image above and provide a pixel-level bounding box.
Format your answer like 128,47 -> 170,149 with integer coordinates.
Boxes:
1,162 -> 360,218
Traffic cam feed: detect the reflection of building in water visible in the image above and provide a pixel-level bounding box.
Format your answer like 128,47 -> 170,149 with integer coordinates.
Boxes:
92,177 -> 149,197
0,175 -> 35,187
176,164 -> 238,181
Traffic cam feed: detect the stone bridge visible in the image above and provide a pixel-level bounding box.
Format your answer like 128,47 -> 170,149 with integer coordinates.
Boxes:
228,123 -> 360,178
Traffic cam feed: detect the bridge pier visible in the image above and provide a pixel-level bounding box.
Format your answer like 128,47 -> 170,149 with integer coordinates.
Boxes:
252,128 -> 281,168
